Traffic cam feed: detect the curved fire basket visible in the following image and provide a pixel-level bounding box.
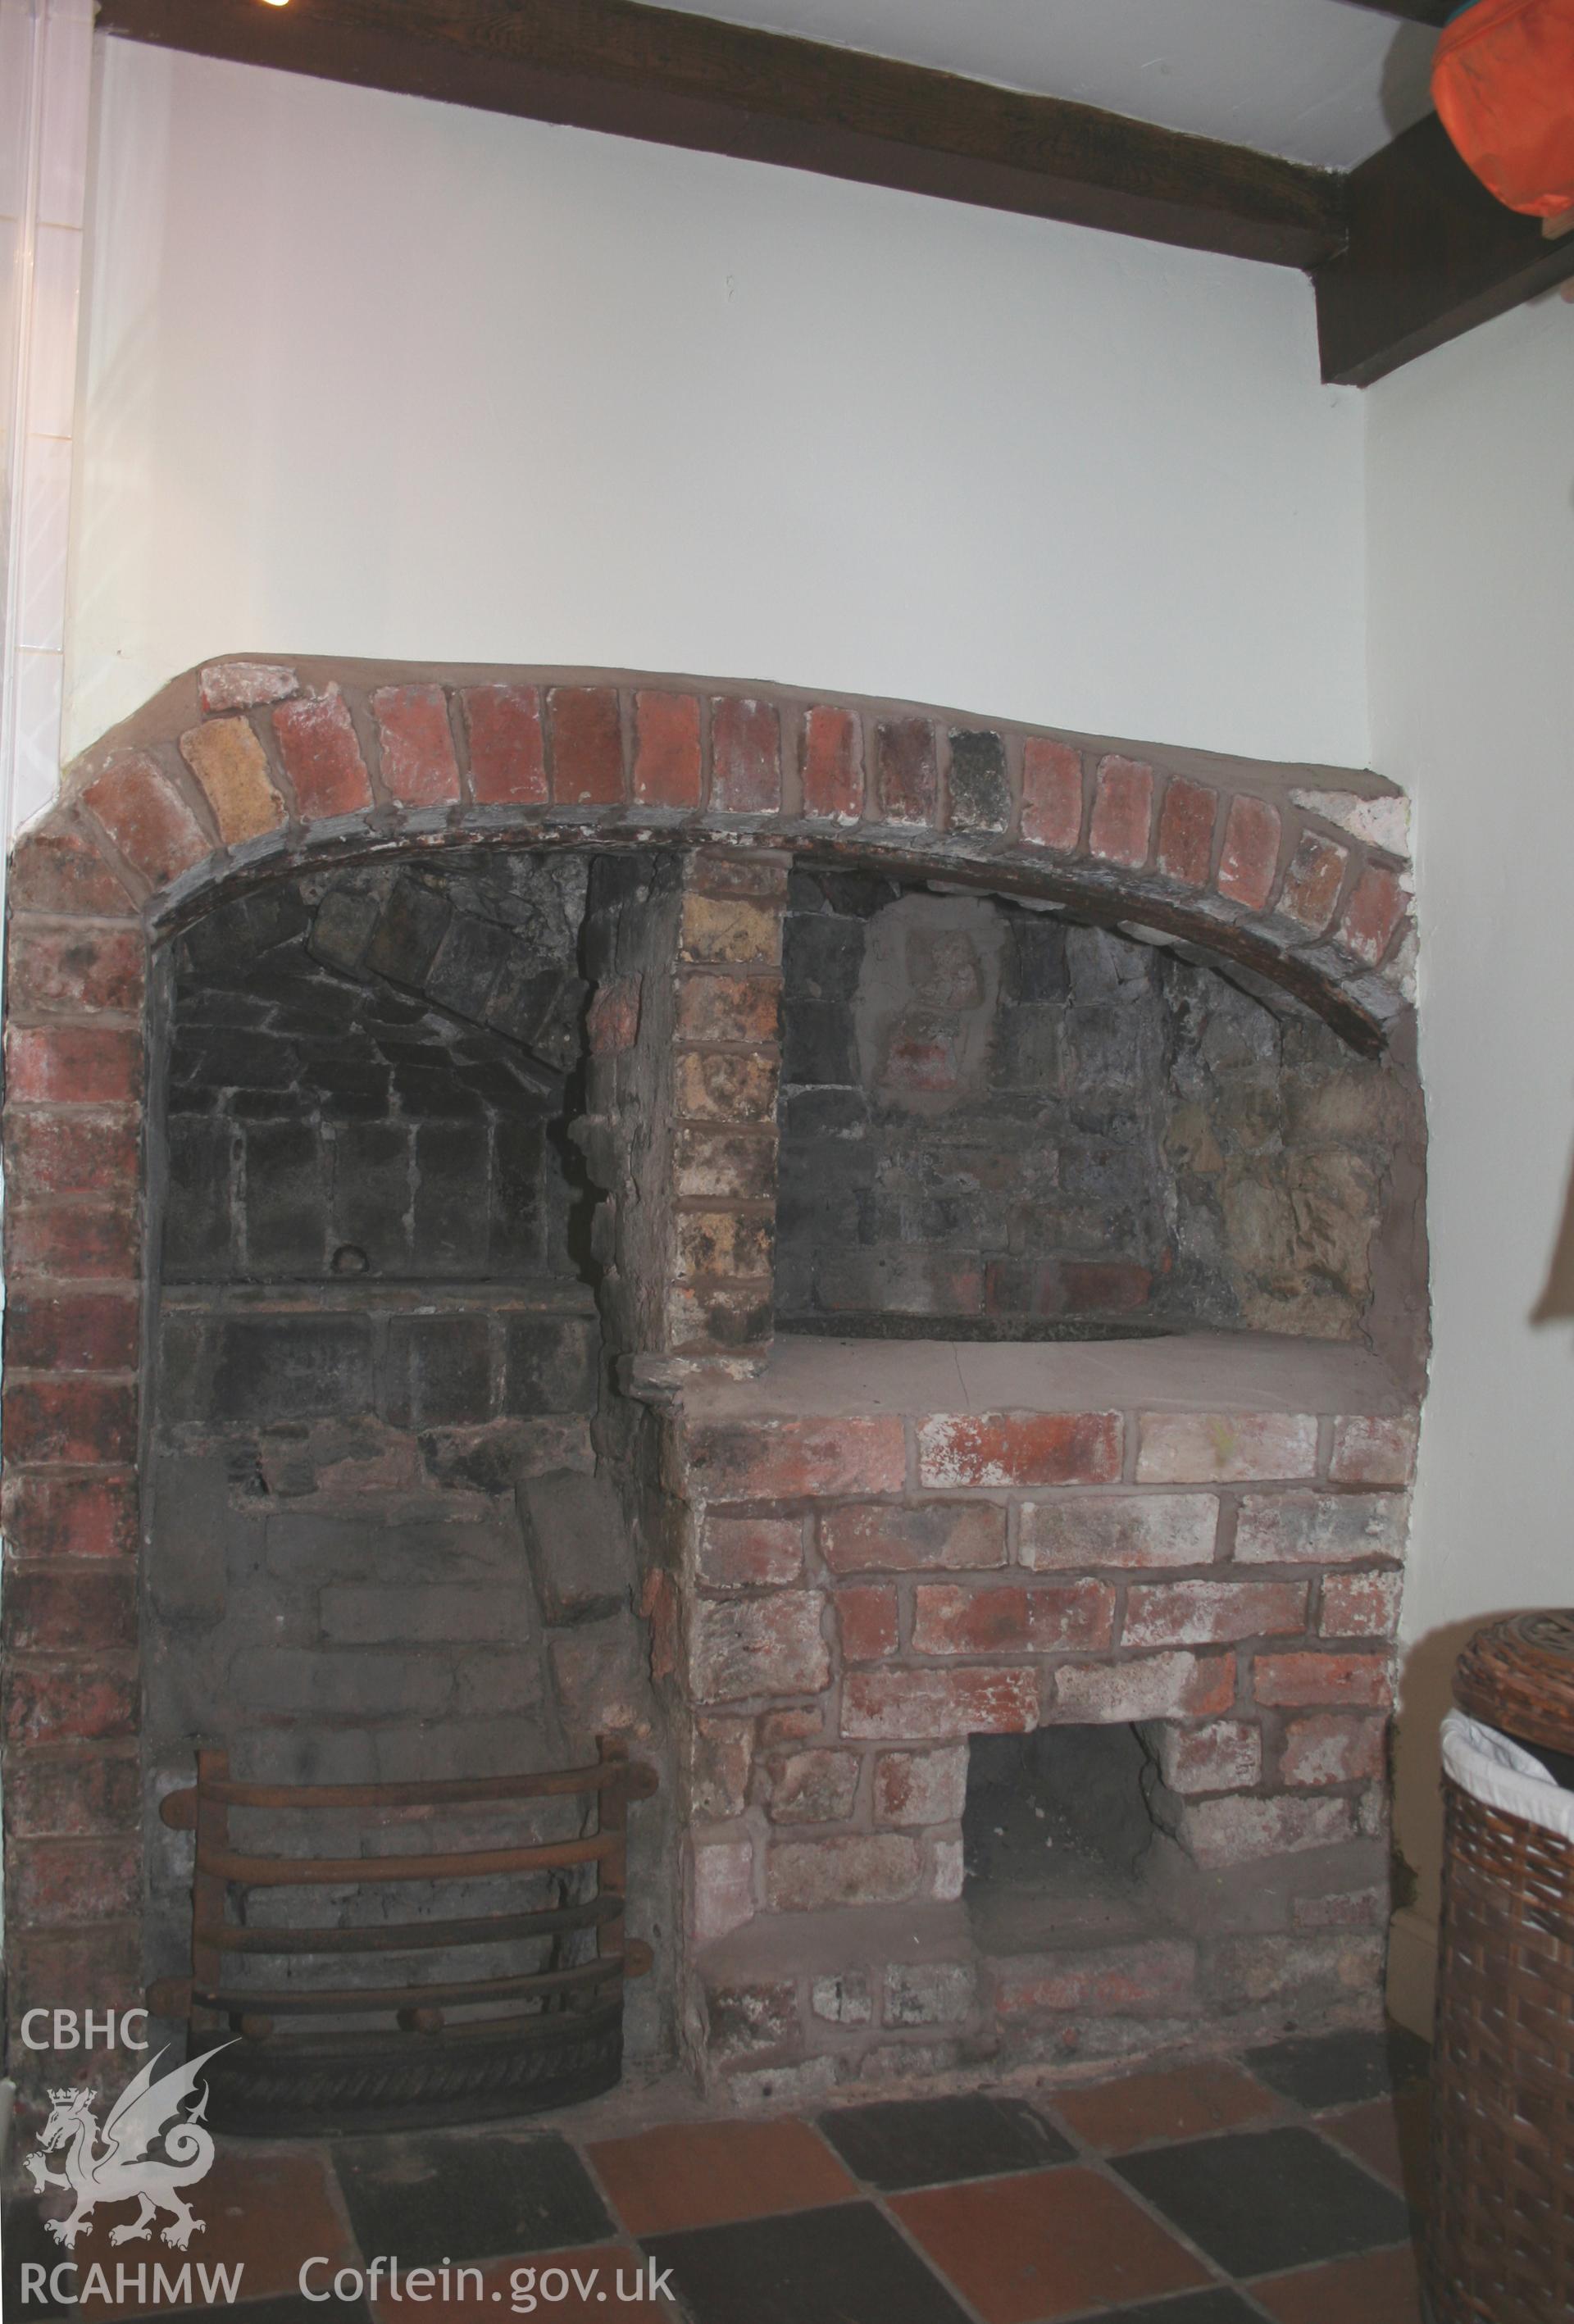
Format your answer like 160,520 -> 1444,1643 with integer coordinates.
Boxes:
148,1735 -> 657,2136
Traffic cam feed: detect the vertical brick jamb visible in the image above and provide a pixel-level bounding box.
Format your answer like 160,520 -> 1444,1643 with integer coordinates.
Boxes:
2,813 -> 149,2101
668,848 -> 787,1362
578,855 -> 685,1366
580,844 -> 789,2074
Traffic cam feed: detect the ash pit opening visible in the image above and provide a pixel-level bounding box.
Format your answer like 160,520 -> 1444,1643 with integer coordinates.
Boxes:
962,1725 -> 1189,1957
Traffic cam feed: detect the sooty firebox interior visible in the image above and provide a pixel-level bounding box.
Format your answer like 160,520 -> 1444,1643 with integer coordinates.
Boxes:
776,867 -> 1395,1344
143,851 -> 666,2111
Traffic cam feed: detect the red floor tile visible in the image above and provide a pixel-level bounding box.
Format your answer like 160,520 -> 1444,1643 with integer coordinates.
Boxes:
1051,2062 -> 1280,2153
74,2143 -> 354,2317
891,2162 -> 1214,2324
1322,2084 -> 1432,2209
371,2244 -> 671,2322
1252,2241 -> 1426,2323
585,2115 -> 858,2235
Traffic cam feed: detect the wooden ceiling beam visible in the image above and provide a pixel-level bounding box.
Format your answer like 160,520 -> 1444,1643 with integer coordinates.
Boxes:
1315,111 -> 1574,384
93,0 -> 1348,270
1329,0 -> 1451,27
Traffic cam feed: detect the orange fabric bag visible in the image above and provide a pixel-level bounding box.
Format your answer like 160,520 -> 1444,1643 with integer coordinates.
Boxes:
1431,0 -> 1574,217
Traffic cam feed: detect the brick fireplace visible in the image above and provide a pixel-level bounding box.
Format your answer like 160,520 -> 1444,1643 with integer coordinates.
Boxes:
0,658 -> 1425,2113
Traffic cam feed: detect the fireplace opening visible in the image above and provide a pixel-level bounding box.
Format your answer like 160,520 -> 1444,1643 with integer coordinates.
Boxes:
142,848 -> 666,2116
776,866 -> 1391,1344
962,1726 -> 1189,1958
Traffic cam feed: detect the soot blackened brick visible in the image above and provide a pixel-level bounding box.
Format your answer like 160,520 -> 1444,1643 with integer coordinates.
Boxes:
782,915 -> 865,1084
162,1117 -> 236,1276
366,876 -> 453,989
210,1316 -> 373,1425
308,887 -> 380,975
425,915 -> 513,1025
309,1059 -> 394,1117
182,887 -> 309,977
156,1314 -> 214,1426
503,1317 -> 598,1415
171,1028 -> 299,1094
784,1003 -> 857,1086
391,1062 -> 484,1119
948,730 -> 1011,833
241,1120 -> 328,1275
1008,916 -> 1070,1003
271,972 -> 361,1036
526,980 -> 589,1074
409,1118 -> 494,1274
490,1120 -> 547,1272
484,960 -> 560,1049
387,1315 -> 493,1428
991,1004 -> 1060,1092
330,1120 -> 413,1273
180,986 -> 275,1030
785,913 -> 865,998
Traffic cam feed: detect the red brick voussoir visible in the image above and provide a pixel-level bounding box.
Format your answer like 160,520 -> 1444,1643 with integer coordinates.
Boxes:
37,661 -> 1413,1059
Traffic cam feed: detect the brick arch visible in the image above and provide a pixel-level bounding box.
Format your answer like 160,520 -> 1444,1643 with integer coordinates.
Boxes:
41,657 -> 1411,1030
0,658 -> 1416,2080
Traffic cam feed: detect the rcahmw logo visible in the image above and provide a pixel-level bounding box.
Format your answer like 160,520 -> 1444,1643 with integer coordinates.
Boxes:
20,2035 -> 239,2308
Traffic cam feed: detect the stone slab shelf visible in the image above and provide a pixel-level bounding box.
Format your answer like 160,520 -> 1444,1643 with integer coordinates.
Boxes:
678,1329 -> 1408,1426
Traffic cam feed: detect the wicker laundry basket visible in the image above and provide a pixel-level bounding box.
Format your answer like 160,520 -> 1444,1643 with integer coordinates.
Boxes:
1427,1612 -> 1574,2324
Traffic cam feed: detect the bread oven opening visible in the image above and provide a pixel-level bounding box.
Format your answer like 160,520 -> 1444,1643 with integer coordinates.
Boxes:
775,866 -> 1390,1345
962,1726 -> 1188,1958
143,849 -> 665,2128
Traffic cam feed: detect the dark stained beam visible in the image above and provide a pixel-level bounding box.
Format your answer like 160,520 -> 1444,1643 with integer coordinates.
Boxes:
1331,0 -> 1450,26
1316,110 -> 1574,384
93,0 -> 1347,270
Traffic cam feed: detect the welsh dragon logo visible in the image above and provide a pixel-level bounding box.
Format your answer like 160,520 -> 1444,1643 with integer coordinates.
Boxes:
25,2045 -> 232,2251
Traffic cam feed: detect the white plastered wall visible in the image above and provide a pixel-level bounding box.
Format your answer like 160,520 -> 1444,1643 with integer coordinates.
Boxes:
1,0 -> 92,849
62,41 -> 1368,773
1367,290 -> 1574,2030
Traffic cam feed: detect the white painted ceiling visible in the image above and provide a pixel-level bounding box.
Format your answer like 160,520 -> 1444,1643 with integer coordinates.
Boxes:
647,0 -> 1440,170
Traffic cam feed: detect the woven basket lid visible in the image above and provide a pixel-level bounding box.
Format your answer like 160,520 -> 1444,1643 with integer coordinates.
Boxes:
1455,1611 -> 1574,1758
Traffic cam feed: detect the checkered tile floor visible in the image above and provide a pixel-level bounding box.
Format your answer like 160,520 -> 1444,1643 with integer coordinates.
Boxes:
3,2026 -> 1430,2322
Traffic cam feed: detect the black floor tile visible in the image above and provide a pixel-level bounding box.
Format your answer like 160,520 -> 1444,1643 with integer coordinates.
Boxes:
816,2092 -> 1075,2191
1244,2025 -> 1430,2113
330,2128 -> 611,2267
1114,2124 -> 1413,2280
643,2200 -> 972,2324
1094,2296 -> 1265,2324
